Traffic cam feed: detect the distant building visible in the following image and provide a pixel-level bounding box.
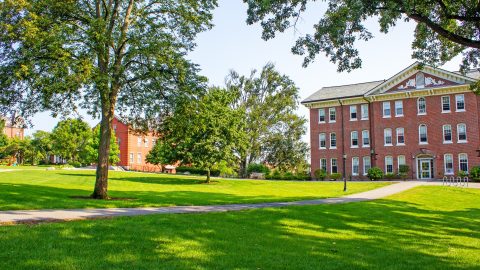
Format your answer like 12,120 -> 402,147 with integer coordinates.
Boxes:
1,115 -> 25,140
112,116 -> 175,173
302,62 -> 480,180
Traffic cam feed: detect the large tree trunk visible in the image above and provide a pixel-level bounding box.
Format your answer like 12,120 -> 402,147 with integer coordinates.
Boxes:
206,168 -> 211,183
239,157 -> 248,178
92,105 -> 114,199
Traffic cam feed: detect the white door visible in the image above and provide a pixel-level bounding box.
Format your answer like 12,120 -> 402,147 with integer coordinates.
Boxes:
420,160 -> 431,179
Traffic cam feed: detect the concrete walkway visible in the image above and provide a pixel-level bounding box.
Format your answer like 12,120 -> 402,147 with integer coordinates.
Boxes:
0,181 -> 478,224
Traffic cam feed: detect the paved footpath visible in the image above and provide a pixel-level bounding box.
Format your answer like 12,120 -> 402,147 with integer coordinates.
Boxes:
1,181 -> 478,224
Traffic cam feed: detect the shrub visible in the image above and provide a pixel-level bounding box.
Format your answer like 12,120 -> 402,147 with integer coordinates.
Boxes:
68,161 -> 82,168
247,163 -> 270,175
469,166 -> 480,181
458,170 -> 469,178
281,172 -> 294,180
398,165 -> 409,180
314,169 -> 327,180
176,166 -> 220,176
296,172 -> 311,181
384,173 -> 397,180
328,173 -> 342,180
271,170 -> 282,180
367,167 -> 384,181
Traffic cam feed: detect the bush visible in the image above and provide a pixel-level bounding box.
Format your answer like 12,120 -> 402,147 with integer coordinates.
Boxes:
247,163 -> 270,175
458,170 -> 469,178
271,170 -> 282,180
367,167 -> 384,181
328,173 -> 342,180
314,169 -> 327,180
398,165 -> 409,180
296,172 -> 312,181
384,173 -> 398,180
176,166 -> 220,176
469,166 -> 480,181
68,161 -> 82,168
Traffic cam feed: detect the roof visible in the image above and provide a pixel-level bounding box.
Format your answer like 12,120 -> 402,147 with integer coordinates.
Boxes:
454,70 -> 480,80
301,80 -> 384,104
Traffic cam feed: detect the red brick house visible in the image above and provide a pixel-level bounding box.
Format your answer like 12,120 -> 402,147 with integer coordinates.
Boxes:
2,116 -> 25,140
112,116 -> 175,173
302,63 -> 480,180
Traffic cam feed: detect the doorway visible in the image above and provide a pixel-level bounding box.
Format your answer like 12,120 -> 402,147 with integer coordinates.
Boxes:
417,158 -> 433,179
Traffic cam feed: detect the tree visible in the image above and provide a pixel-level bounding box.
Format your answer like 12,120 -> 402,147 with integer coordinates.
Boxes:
226,63 -> 307,177
82,125 -> 120,165
149,88 -> 246,183
244,1 -> 480,74
51,119 -> 92,164
31,130 -> 53,164
0,1 -> 216,198
0,119 -> 8,159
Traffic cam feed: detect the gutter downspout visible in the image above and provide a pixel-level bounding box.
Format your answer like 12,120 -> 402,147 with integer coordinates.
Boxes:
339,100 -> 347,192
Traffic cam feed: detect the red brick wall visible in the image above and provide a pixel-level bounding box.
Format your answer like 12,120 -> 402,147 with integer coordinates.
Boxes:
3,127 -> 24,139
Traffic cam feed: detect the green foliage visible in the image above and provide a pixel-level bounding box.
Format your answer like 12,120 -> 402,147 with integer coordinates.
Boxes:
328,173 -> 342,180
384,173 -> 398,180
81,126 -> 120,165
212,160 -> 237,178
459,170 -> 469,178
175,166 -> 220,177
398,165 -> 410,180
469,166 -> 480,181
314,169 -> 327,181
247,163 -> 270,175
245,1 -> 480,74
31,130 -> 53,164
50,119 -> 92,163
367,167 -> 384,181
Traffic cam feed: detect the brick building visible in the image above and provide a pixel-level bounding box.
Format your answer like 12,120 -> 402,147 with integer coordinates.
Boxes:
112,116 -> 175,173
302,63 -> 480,180
1,116 -> 24,139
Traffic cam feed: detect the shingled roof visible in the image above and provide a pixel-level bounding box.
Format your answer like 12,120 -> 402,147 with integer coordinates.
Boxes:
301,80 -> 384,104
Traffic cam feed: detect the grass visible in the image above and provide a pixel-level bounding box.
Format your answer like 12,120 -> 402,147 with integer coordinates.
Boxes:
0,168 -> 389,210
0,186 -> 479,269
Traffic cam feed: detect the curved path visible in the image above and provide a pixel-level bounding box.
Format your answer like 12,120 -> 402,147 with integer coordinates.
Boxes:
1,181 -> 478,224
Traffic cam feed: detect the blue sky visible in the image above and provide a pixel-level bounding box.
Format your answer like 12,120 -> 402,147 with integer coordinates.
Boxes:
26,0 -> 462,139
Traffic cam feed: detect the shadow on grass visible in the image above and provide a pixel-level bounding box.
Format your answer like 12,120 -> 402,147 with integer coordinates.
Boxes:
58,172 -> 209,185
1,191 -> 480,269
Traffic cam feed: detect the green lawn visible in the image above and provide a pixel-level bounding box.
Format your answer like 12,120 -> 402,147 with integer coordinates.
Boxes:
0,168 -> 388,210
1,186 -> 479,269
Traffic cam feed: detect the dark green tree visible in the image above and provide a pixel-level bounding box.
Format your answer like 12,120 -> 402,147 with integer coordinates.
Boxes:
0,119 -> 8,159
244,0 -> 480,74
51,119 -> 92,164
31,130 -> 53,164
82,125 -> 120,165
0,0 -> 216,198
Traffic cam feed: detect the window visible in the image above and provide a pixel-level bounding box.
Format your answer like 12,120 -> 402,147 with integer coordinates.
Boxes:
152,139 -> 156,146
443,125 -> 452,143
385,156 -> 394,174
442,96 -> 451,112
329,108 -> 336,123
456,94 -> 465,111
350,105 -> 357,120
396,128 -> 405,145
459,154 -> 468,172
330,133 -> 337,148
362,130 -> 370,147
129,153 -> 134,163
320,158 -> 327,172
361,104 -> 369,120
117,138 -> 121,147
419,124 -> 428,144
319,133 -> 326,149
331,158 -> 338,173
444,154 -> 454,175
137,153 -> 142,164
457,124 -> 467,142
145,138 -> 149,147
352,157 -> 359,176
395,100 -> 403,116
384,128 -> 392,146
417,97 -> 426,115
416,72 -> 425,89
397,155 -> 406,170
113,124 -> 117,131
363,156 -> 371,175
318,108 -> 325,123
351,131 -> 358,148
383,102 -> 391,117
137,137 -> 142,147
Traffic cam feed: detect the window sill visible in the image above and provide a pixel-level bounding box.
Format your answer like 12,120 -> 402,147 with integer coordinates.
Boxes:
350,119 -> 357,122
384,144 -> 393,147
352,174 -> 359,176
419,142 -> 428,145
445,172 -> 454,176
397,143 -> 405,146
456,109 -> 466,112
319,147 -> 327,150
361,118 -> 369,121
383,116 -> 391,119
318,121 -> 326,124
362,145 -> 370,148
417,113 -> 427,116
329,121 -> 336,124
351,146 -> 359,148
330,147 -> 337,149
395,115 -> 404,117
443,141 -> 453,144
457,140 -> 468,144
441,111 -> 451,114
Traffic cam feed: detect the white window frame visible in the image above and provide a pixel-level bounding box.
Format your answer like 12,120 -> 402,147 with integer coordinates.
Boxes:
363,156 -> 371,176
361,104 -> 369,120
417,97 -> 426,115
331,158 -> 338,174
318,108 -> 326,123
458,153 -> 468,173
144,138 -> 149,147
137,137 -> 142,147
384,128 -> 393,146
396,127 -> 405,145
419,124 -> 428,145
129,153 -> 134,164
362,130 -> 370,147
394,100 -> 404,117
397,155 -> 406,170
457,123 -> 467,143
329,108 -> 336,123
442,124 -> 452,144
416,72 -> 425,89
137,152 -> 142,164
383,102 -> 391,118
441,96 -> 451,113
455,94 -> 465,112
319,133 -> 326,149
385,156 -> 394,174
350,105 -> 357,121
352,157 -> 359,176
320,158 -> 327,172
330,133 -> 337,149
444,154 -> 454,175
351,131 -> 359,148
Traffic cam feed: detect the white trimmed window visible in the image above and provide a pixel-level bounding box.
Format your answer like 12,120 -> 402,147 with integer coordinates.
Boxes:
352,157 -> 359,176
129,153 -> 134,163
396,128 -> 405,145
397,155 -> 406,170
384,128 -> 393,146
442,96 -> 451,112
395,100 -> 404,116
137,153 -> 142,164
444,154 -> 454,175
457,123 -> 467,142
443,125 -> 452,143
417,97 -> 426,115
319,133 -> 326,149
459,153 -> 468,173
330,133 -> 337,149
455,94 -> 465,111
318,108 -> 326,123
331,158 -> 338,173
361,104 -> 369,120
362,130 -> 370,147
350,105 -> 357,120
383,102 -> 391,118
329,108 -> 336,123
320,158 -> 327,172
145,138 -> 149,147
137,137 -> 142,147
385,156 -> 394,174
363,156 -> 371,175
419,124 -> 428,144
416,72 -> 425,89
351,131 -> 359,148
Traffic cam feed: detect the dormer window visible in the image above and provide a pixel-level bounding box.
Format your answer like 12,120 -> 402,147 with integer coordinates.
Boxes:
416,72 -> 425,89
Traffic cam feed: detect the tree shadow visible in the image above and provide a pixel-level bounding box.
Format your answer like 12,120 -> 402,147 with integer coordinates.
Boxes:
58,172 -> 208,185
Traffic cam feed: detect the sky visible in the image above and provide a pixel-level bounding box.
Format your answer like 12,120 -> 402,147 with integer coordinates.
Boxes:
26,0 -> 462,141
